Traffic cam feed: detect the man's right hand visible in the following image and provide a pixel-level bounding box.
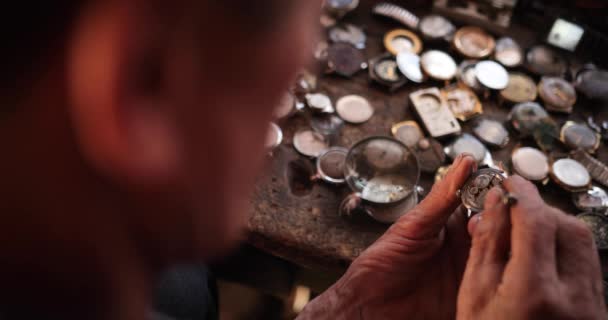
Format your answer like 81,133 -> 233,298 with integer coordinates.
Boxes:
457,176 -> 607,320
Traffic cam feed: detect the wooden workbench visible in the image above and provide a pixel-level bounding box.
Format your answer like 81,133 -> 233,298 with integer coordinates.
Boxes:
247,1 -> 608,271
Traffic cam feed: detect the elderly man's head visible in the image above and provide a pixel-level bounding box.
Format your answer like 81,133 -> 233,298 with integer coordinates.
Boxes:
0,1 -> 320,317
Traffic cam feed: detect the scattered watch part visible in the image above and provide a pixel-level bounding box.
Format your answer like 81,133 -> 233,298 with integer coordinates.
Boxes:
444,133 -> 489,164
575,69 -> 608,101
538,77 -> 577,114
293,130 -> 329,158
410,87 -> 462,138
384,29 -> 422,55
396,52 -> 424,83
453,26 -> 496,59
420,50 -> 458,81
573,186 -> 608,213
305,93 -> 334,113
335,95 -> 374,124
550,158 -> 591,192
511,147 -> 549,182
367,191 -> 419,224
310,113 -> 344,136
324,0 -> 359,18
372,2 -> 420,30
326,42 -> 367,78
526,45 -> 568,76
391,121 -> 424,149
508,102 -> 550,136
570,149 -> 608,188
415,138 -> 446,173
494,37 -> 523,68
443,86 -> 483,122
475,60 -> 509,90
265,123 -> 283,150
576,212 -> 608,250
273,92 -> 296,120
500,73 -> 538,104
460,168 -> 507,214
316,147 -> 349,184
473,118 -> 510,148
344,137 -> 420,204
328,24 -> 367,49
457,60 -> 484,93
369,54 -> 407,91
418,15 -> 455,41
435,166 -> 451,183
560,121 -> 601,153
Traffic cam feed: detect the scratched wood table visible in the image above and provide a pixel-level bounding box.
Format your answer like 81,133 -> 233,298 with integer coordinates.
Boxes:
247,2 -> 608,271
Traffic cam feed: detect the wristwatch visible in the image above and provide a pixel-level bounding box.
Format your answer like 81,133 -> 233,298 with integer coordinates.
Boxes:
369,53 -> 407,91
475,60 -> 509,91
473,118 -> 510,148
526,45 -> 568,77
499,73 -> 538,104
442,85 -> 483,122
575,68 -> 608,101
573,186 -> 608,213
328,24 -> 367,49
335,95 -> 374,124
549,158 -> 592,192
410,87 -> 461,138
494,37 -> 523,68
576,212 -> 608,251
305,93 -> 334,113
444,133 -> 489,164
391,121 -> 424,149
316,147 -> 349,185
326,42 -> 367,78
459,167 -> 507,215
570,149 -> 608,188
508,102 -> 550,136
538,77 -> 577,114
560,121 -> 601,153
511,147 -> 549,182
418,15 -> 455,41
384,29 -> 422,56
420,50 -> 458,81
453,26 -> 495,59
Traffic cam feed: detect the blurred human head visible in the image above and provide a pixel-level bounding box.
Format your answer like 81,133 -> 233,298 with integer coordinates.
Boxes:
0,0 -> 320,316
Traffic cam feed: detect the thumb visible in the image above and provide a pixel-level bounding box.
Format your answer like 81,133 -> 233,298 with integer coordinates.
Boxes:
394,154 -> 476,240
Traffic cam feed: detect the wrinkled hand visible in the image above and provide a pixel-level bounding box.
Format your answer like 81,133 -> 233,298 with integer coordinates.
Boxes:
298,154 -> 476,320
458,176 -> 606,320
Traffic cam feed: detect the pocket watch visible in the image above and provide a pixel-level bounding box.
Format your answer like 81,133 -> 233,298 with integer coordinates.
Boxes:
326,42 -> 367,78
560,121 -> 601,153
410,88 -> 462,138
453,26 -> 496,59
384,29 -> 422,55
457,60 -> 484,93
418,15 -> 455,41
511,147 -> 549,182
459,167 -> 507,215
573,186 -> 608,213
265,122 -> 284,150
293,130 -> 329,158
369,53 -> 407,91
570,149 -> 608,188
576,212 -> 608,251
420,50 -> 458,81
316,147 -> 349,185
391,121 -> 424,149
328,24 -> 367,49
443,86 -> 483,122
372,2 -> 419,30
526,45 -> 568,77
396,52 -> 425,83
414,138 -> 446,174
444,133 -> 489,164
475,60 -> 509,90
499,73 -> 538,104
550,158 -> 591,192
335,95 -> 374,124
538,77 -> 577,114
473,118 -> 510,148
494,37 -> 523,68
305,93 -> 334,113
324,0 -> 359,19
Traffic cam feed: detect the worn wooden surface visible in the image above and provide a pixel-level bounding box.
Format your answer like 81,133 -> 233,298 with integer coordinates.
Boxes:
247,1 -> 608,271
